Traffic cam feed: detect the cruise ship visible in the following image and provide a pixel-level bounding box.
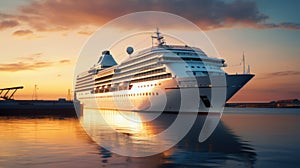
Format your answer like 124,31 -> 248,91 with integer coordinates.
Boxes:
75,30 -> 254,112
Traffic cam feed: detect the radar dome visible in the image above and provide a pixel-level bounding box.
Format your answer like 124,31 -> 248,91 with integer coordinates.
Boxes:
126,47 -> 134,55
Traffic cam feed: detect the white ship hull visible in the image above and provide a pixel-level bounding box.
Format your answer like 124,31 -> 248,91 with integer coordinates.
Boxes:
75,30 -> 254,113
76,74 -> 253,113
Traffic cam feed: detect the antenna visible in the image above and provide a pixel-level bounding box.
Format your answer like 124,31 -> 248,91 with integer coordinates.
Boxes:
32,84 -> 38,100
242,51 -> 246,74
67,89 -> 71,101
247,64 -> 251,74
151,28 -> 165,46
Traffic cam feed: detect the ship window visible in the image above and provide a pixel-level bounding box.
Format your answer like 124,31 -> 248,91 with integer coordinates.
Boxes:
185,66 -> 188,68
159,83 -> 161,85
197,66 -> 200,68
155,84 -> 157,86
146,93 -> 148,96
156,92 -> 158,95
151,84 -> 153,86
143,93 -> 145,96
191,66 -> 195,68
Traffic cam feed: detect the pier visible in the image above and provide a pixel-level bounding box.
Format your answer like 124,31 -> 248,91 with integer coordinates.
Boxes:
0,86 -> 24,100
0,99 -> 76,117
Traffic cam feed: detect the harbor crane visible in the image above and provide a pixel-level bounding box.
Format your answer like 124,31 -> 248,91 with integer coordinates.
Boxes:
0,86 -> 24,100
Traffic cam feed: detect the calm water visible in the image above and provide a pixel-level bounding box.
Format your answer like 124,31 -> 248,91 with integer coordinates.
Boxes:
0,108 -> 300,168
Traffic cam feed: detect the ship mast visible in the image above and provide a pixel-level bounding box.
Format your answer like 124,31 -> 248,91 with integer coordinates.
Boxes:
242,51 -> 251,74
242,51 -> 246,74
151,28 -> 165,46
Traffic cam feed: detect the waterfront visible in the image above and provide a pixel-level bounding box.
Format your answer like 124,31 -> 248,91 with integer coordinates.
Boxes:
0,108 -> 300,168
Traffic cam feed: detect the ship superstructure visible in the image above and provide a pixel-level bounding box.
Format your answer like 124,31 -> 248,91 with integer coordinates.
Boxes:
75,30 -> 254,112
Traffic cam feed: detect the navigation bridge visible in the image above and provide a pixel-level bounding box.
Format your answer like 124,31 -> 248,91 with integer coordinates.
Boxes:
0,86 -> 24,100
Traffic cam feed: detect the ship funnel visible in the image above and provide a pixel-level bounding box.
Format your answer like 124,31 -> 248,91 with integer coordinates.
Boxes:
97,50 -> 117,68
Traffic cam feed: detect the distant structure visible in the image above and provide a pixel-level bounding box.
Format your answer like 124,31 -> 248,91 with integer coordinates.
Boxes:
32,84 -> 38,100
227,99 -> 300,108
67,89 -> 72,101
271,99 -> 300,108
0,86 -> 24,100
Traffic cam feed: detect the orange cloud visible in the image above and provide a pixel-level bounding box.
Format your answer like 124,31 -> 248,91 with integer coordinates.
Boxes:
59,59 -> 71,64
267,70 -> 300,77
18,53 -> 43,61
77,30 -> 94,35
0,53 -> 71,72
12,29 -> 33,36
0,0 -> 299,32
256,70 -> 300,80
0,20 -> 19,30
258,22 -> 300,30
17,0 -> 268,31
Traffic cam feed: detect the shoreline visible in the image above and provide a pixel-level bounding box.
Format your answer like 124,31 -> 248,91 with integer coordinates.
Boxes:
0,99 -> 299,117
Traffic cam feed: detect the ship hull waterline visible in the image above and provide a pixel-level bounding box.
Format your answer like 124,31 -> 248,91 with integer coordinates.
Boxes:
76,74 -> 254,113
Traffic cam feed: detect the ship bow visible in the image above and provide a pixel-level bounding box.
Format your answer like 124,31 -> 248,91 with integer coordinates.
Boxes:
226,74 -> 254,101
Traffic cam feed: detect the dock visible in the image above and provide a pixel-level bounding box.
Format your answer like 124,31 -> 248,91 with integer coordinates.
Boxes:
0,99 -> 76,117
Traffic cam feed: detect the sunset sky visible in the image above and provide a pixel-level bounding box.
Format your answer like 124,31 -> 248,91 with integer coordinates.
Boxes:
0,0 -> 299,102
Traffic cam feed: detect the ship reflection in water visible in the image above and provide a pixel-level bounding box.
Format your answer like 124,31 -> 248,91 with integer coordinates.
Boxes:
2,108 -> 300,168
79,108 -> 256,167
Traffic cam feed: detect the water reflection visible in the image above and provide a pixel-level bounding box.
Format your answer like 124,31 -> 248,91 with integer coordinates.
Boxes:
0,116 -> 102,168
80,109 -> 256,167
2,109 -> 300,167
